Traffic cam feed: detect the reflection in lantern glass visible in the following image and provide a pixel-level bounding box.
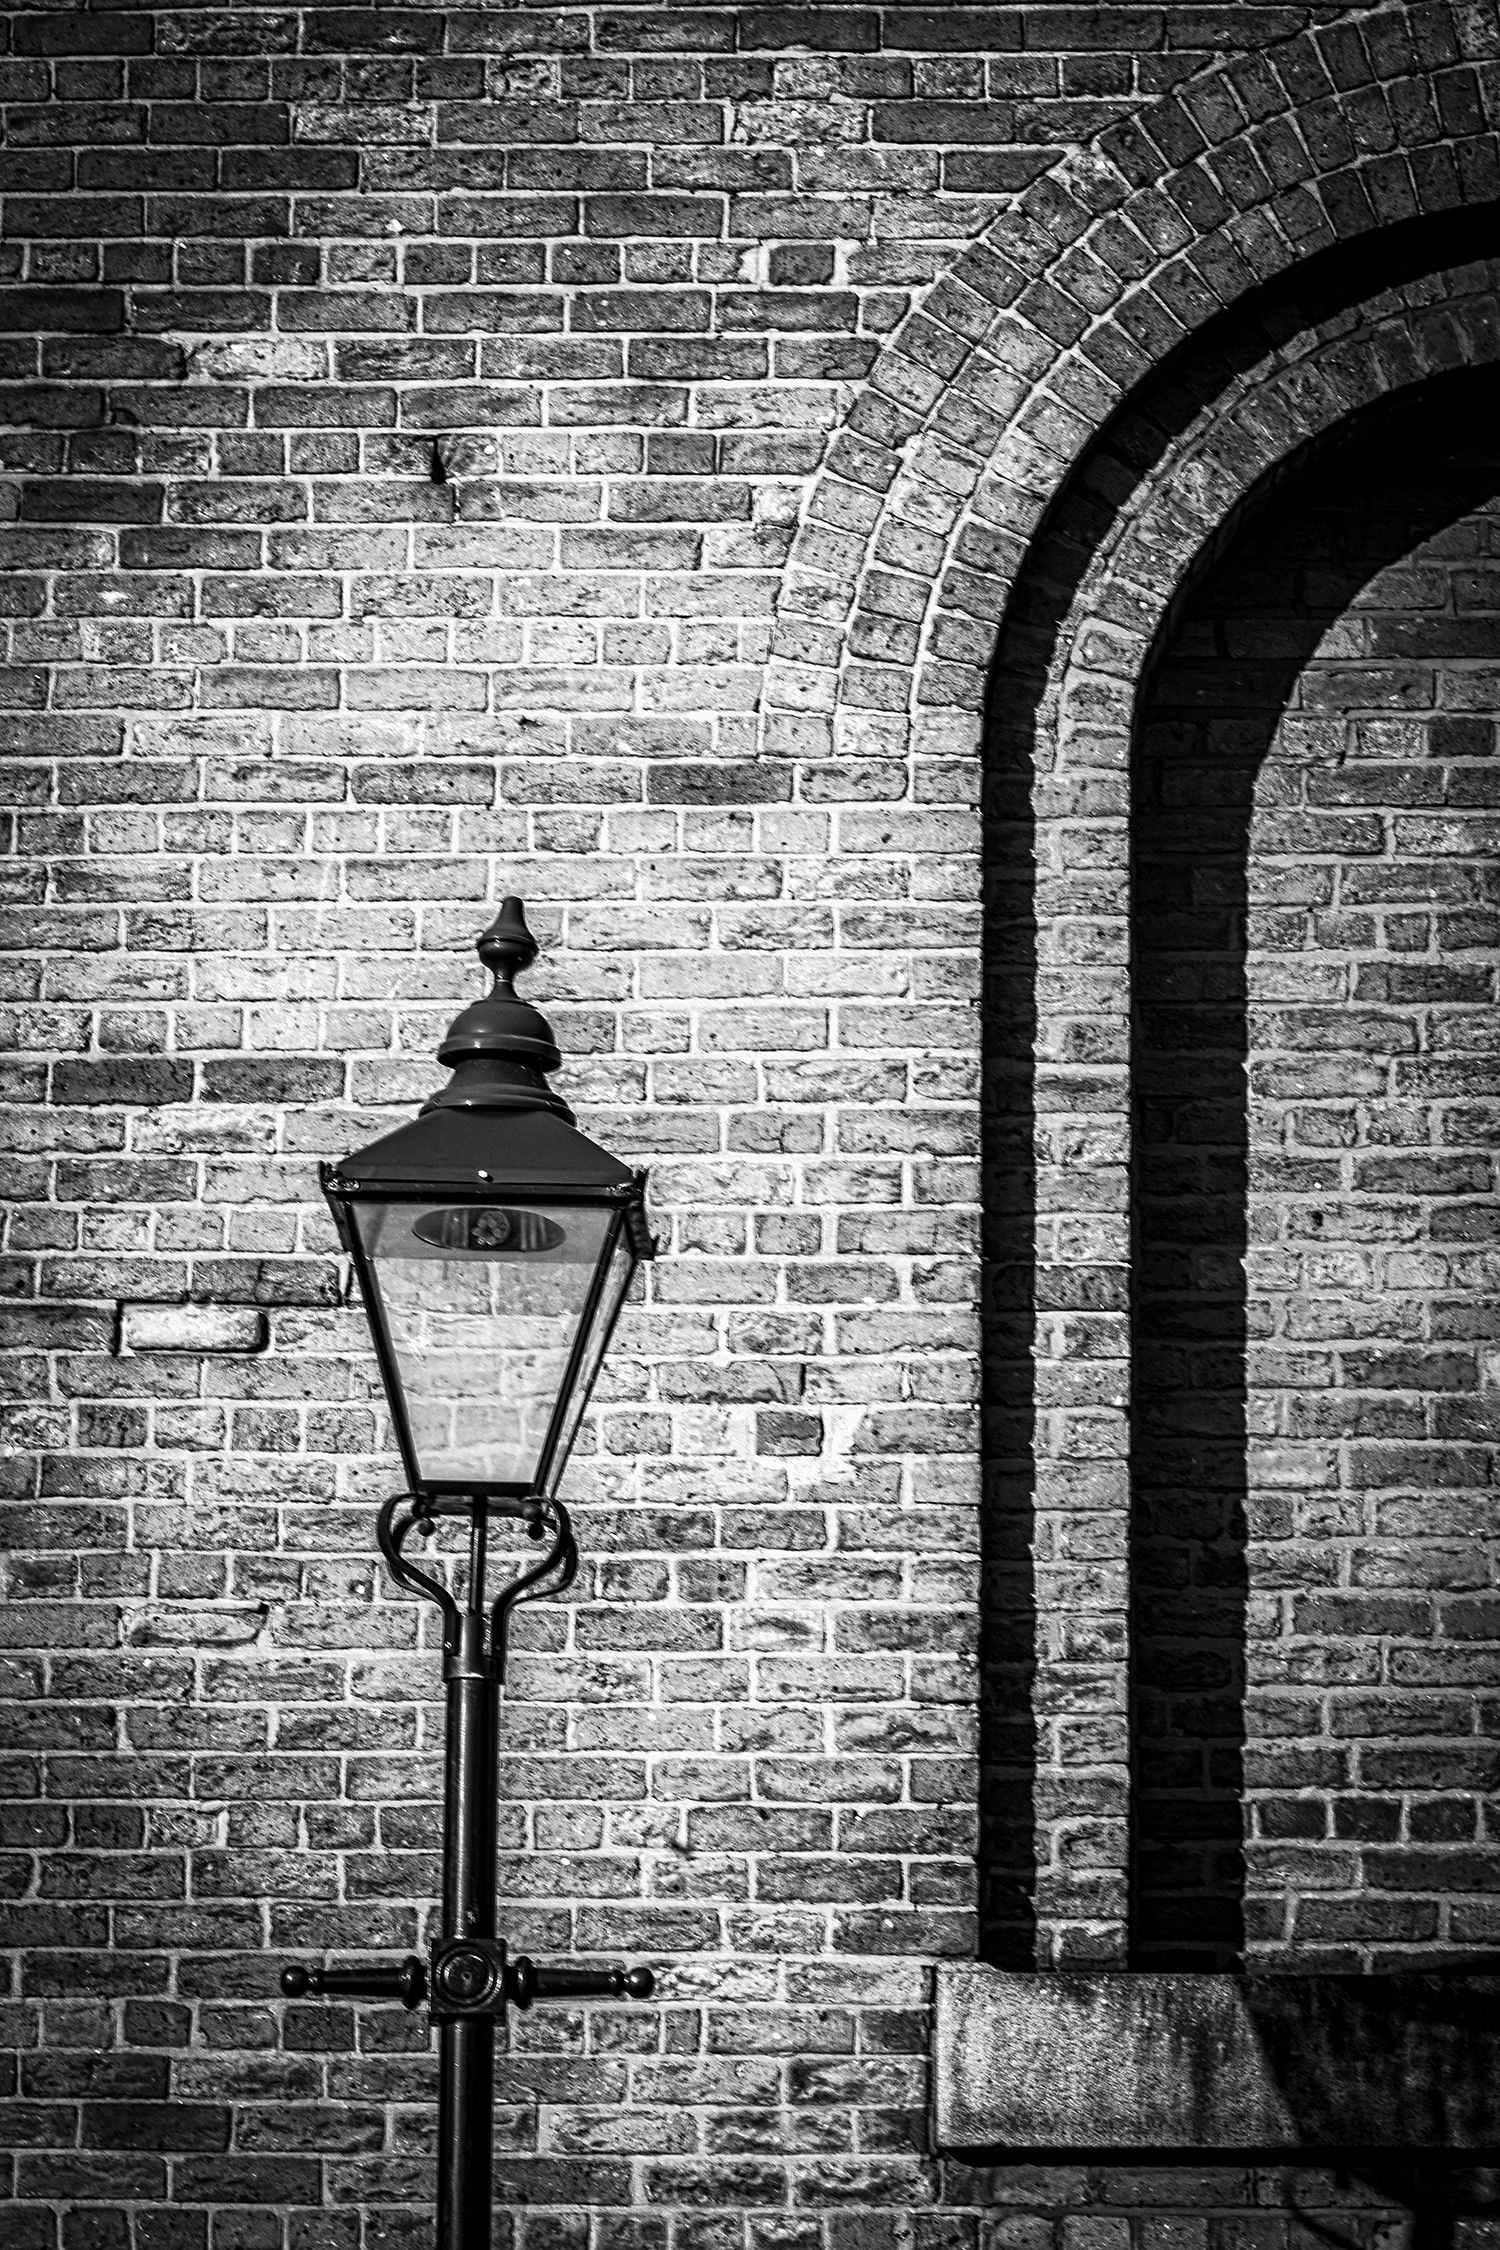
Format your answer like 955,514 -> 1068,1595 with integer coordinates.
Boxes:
411,1206 -> 567,1255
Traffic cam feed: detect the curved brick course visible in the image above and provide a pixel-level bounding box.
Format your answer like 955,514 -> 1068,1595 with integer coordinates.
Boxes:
768,0 -> 1500,727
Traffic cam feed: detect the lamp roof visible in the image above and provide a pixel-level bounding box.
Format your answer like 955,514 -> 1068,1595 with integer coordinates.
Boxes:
325,1100 -> 638,1198
323,899 -> 640,1198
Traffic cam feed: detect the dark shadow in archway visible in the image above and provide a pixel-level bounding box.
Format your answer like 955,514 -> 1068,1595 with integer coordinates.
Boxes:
978,669 -> 1043,1966
1130,374 -> 1500,1969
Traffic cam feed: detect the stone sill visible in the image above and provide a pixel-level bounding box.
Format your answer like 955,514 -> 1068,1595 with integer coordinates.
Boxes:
934,1963 -> 1500,2153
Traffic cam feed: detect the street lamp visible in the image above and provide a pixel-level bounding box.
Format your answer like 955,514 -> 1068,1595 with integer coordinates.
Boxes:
278,899 -> 656,2250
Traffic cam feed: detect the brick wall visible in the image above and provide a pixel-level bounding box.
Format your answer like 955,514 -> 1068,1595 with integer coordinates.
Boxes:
3,4 -> 1500,2247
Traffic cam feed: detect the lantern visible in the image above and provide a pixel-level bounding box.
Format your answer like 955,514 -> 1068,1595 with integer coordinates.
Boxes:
321,897 -> 653,1501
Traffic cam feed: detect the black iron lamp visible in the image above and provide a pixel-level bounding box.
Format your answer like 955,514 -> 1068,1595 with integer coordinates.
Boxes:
323,894 -> 652,1510
278,900 -> 656,2250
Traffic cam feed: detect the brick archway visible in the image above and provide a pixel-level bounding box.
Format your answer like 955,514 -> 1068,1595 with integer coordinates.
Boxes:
765,0 -> 1500,747
752,0 -> 1500,1981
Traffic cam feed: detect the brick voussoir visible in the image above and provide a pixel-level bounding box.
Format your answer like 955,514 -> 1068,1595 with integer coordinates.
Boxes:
782,50 -> 1500,725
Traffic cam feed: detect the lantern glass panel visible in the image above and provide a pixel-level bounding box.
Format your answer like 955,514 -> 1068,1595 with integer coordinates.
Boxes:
545,1218 -> 637,1491
351,1198 -> 615,1492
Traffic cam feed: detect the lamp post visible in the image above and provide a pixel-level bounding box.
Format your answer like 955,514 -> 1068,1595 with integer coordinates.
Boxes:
278,899 -> 656,2250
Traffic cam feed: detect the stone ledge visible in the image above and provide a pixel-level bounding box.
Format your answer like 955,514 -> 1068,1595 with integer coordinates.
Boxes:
934,1963 -> 1500,2153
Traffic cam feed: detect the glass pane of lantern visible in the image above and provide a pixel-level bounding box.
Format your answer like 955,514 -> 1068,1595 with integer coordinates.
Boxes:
351,1199 -> 614,1491
539,1219 -> 638,1497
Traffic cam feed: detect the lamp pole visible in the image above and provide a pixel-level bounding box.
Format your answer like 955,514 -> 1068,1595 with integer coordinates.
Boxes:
439,1497 -> 502,2233
278,901 -> 656,2250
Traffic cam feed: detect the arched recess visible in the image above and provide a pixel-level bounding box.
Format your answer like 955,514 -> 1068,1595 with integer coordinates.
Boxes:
973,259 -> 1500,1973
1130,377 -> 1500,1975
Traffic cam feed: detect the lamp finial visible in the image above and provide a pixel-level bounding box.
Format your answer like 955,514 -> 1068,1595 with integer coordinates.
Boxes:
477,897 -> 539,990
426,898 -> 571,1118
